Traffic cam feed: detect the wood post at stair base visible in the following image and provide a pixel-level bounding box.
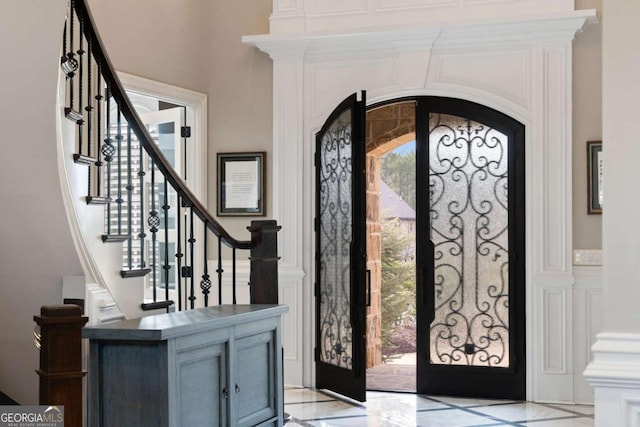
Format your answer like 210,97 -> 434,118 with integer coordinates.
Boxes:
249,220 -> 281,304
34,305 -> 88,427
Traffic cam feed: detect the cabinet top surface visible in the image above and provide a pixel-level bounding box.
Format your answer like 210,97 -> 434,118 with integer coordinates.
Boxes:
82,304 -> 288,341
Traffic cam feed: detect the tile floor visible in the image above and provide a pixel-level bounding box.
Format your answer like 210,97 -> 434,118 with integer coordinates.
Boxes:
284,387 -> 594,427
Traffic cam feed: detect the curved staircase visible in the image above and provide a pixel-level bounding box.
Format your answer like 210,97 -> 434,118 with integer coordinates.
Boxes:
59,0 -> 280,320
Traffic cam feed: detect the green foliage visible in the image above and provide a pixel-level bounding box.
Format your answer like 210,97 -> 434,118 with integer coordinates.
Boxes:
380,219 -> 416,359
381,151 -> 416,210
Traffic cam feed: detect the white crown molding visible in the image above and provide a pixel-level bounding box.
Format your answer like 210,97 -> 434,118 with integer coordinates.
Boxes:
245,10 -> 597,56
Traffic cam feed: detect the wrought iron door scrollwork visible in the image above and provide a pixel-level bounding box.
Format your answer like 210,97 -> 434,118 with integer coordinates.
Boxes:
318,110 -> 354,369
428,113 -> 510,368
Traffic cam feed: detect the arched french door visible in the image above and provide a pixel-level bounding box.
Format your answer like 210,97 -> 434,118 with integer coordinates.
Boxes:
415,97 -> 525,399
315,94 -> 525,401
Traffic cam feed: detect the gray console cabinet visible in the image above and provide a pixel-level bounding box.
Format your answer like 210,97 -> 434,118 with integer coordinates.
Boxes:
83,304 -> 288,427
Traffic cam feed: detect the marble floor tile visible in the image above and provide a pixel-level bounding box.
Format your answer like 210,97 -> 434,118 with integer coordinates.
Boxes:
285,387 -> 337,404
428,395 -> 519,408
414,407 -> 506,426
305,414 -> 410,427
365,392 -> 450,411
471,402 -> 577,423
546,403 -> 595,416
520,417 -> 594,426
286,399 -> 367,421
283,388 -> 595,427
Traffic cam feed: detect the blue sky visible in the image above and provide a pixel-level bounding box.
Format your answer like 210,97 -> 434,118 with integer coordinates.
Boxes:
392,140 -> 415,155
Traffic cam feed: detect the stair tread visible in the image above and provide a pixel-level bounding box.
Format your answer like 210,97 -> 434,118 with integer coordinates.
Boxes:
73,153 -> 97,165
86,196 -> 111,205
140,300 -> 174,311
120,268 -> 152,278
102,234 -> 130,243
64,107 -> 83,123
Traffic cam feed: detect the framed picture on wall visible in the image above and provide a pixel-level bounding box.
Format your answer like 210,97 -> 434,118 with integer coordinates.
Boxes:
217,152 -> 265,216
587,141 -> 602,214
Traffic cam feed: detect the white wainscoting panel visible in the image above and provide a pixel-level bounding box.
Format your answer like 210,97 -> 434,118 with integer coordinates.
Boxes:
279,273 -> 304,385
573,265 -> 602,404
543,287 -> 568,374
535,282 -> 573,402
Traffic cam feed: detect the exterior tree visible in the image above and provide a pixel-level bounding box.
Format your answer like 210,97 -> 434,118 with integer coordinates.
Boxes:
381,218 -> 416,359
381,150 -> 416,210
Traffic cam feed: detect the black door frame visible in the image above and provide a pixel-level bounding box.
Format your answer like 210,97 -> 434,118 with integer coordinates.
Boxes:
367,96 -> 526,400
314,92 -> 368,402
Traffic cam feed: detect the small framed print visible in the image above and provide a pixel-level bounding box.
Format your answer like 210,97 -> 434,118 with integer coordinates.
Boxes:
587,141 -> 602,214
217,152 -> 265,216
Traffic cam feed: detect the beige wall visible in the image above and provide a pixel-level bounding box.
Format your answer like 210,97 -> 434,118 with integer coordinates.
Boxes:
0,0 -> 85,404
206,0 -> 273,239
88,0 -> 273,241
89,0 -> 599,249
573,0 -> 603,250
601,0 -> 640,331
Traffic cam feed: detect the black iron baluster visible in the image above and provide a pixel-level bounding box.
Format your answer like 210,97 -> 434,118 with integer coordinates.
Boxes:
126,125 -> 133,270
138,135 -> 146,268
176,195 -> 183,311
188,208 -> 196,309
116,106 -> 123,235
163,177 -> 171,303
217,236 -> 223,305
76,15 -> 85,150
95,65 -> 103,197
85,36 -> 93,192
67,3 -> 76,113
148,160 -> 159,301
183,208 -> 189,309
200,228 -> 210,307
61,20 -> 69,108
101,88 -> 114,230
182,106 -> 188,181
232,248 -> 237,305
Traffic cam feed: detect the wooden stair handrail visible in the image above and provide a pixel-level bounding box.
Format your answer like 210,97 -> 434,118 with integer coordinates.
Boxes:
73,0 -> 250,250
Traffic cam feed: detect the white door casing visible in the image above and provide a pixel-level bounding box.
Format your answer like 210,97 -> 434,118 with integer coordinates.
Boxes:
244,8 -> 598,401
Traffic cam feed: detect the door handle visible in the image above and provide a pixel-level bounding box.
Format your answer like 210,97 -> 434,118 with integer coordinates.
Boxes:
424,239 -> 435,324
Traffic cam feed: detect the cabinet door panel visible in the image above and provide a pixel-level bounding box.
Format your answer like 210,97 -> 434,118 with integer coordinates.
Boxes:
176,342 -> 228,426
235,331 -> 276,427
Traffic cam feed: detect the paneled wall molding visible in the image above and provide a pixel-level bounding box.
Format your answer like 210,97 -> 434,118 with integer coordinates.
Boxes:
268,0 -> 580,34
244,9 -> 597,401
533,273 -> 576,287
573,265 -> 602,404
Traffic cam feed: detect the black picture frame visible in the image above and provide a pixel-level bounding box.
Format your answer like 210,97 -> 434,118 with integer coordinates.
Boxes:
217,152 -> 265,216
587,141 -> 602,214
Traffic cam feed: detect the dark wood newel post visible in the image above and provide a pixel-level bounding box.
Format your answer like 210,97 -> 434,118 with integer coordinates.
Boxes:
34,305 -> 88,427
249,220 -> 281,304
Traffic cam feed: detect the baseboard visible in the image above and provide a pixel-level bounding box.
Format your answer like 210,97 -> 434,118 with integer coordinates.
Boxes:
0,390 -> 18,405
584,332 -> 640,426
